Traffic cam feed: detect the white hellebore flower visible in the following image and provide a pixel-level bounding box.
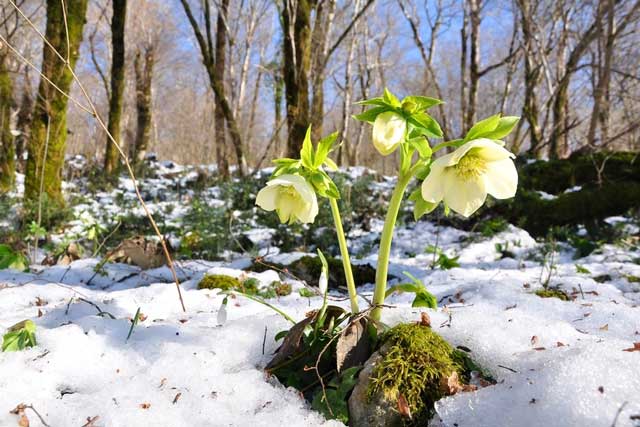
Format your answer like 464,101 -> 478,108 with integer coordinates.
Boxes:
318,270 -> 328,296
255,174 -> 319,224
421,138 -> 518,218
372,111 -> 407,156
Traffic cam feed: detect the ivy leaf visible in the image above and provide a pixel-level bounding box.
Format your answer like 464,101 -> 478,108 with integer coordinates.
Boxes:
300,126 -> 315,169
352,106 -> 390,123
408,112 -> 443,138
314,132 -> 338,168
463,114 -> 501,142
483,116 -> 520,140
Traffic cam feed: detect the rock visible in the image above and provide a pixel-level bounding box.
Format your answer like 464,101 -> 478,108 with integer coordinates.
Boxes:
348,343 -> 404,427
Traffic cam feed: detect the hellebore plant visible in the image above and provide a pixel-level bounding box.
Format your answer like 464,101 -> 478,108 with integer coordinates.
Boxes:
255,88 -> 519,322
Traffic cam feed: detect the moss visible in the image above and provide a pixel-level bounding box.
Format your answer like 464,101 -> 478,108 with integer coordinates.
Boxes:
273,281 -> 292,296
0,58 -> 15,194
534,288 -> 571,301
197,274 -> 242,291
367,324 -> 467,421
593,274 -> 612,283
241,277 -> 260,294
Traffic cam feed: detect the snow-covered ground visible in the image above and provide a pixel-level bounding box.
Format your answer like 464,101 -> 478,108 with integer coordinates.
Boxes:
1,159 -> 639,426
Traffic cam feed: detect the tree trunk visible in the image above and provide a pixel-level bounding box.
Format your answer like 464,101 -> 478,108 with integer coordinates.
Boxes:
310,0 -> 336,141
466,0 -> 480,131
24,0 -> 89,209
15,79 -> 32,173
459,5 -> 468,134
132,48 -> 154,165
214,0 -> 230,178
0,55 -> 14,194
104,0 -> 127,174
517,0 -> 543,157
283,0 -> 313,157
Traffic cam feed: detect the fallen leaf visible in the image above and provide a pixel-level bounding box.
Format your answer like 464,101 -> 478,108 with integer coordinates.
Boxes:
397,393 -> 412,419
178,319 -> 188,324
139,403 -> 151,409
622,342 -> 640,352
419,312 -> 431,327
336,318 -> 371,372
599,324 -> 609,331
172,393 -> 182,404
138,312 -> 148,322
81,416 -> 100,427
530,336 -> 539,346
438,371 -> 477,395
556,342 -> 566,347
533,347 -> 546,351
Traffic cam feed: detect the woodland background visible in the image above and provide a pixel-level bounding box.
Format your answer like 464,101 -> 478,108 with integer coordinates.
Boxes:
0,0 -> 639,198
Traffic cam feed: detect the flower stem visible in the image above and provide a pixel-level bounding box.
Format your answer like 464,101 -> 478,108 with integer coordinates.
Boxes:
329,197 -> 359,313
371,172 -> 413,321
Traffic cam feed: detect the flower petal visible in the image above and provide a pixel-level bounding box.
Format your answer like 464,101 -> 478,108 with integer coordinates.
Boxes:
483,158 -> 518,199
255,185 -> 279,211
421,164 -> 446,203
443,176 -> 487,218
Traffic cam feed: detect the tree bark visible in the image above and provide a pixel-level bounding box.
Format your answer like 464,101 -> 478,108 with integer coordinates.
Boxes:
282,0 -> 313,157
15,75 -> 33,173
0,55 -> 14,194
517,0 -> 543,157
214,0 -> 230,178
24,0 -> 89,209
466,0 -> 480,131
132,48 -> 154,165
104,0 -> 127,174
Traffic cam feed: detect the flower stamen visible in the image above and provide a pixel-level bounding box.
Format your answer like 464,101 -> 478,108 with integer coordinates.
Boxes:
453,154 -> 487,181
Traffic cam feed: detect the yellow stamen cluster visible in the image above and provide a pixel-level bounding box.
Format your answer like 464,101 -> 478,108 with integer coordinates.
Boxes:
453,154 -> 487,181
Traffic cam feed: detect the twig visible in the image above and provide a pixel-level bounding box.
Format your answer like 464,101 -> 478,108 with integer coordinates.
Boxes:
497,364 -> 518,373
611,401 -> 628,427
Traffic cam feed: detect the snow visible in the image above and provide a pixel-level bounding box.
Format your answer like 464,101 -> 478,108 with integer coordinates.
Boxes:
1,158 -> 639,426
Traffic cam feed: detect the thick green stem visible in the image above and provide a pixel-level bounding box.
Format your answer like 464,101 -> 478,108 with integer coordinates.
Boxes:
371,172 -> 413,321
329,197 -> 359,313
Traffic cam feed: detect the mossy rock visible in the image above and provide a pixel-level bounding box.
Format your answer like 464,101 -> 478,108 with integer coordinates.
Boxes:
197,274 -> 242,291
534,288 -> 571,301
249,255 -> 380,290
349,323 -> 483,426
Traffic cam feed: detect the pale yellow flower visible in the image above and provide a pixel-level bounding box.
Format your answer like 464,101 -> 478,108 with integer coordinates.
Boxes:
372,111 -> 407,156
421,139 -> 517,217
256,174 -> 319,224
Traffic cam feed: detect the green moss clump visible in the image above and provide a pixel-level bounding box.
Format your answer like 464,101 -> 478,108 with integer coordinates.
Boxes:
272,281 -> 292,296
367,324 -> 466,420
197,274 -> 242,291
534,288 -> 571,301
241,277 -> 260,294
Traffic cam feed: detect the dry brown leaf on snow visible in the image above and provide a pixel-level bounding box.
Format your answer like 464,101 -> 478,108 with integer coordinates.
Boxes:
139,403 -> 151,409
530,336 -> 539,346
419,312 -> 431,327
172,393 -> 182,404
622,342 -> 640,352
9,404 -> 29,427
599,324 -> 609,331
556,342 -> 566,347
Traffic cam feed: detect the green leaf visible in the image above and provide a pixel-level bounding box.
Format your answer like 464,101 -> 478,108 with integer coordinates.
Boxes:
483,116 -> 520,140
413,161 -> 431,180
314,132 -> 338,168
0,245 -> 28,272
383,88 -> 401,107
409,188 -> 438,221
464,114 -> 501,142
324,157 -> 338,171
354,97 -> 388,107
432,139 -> 464,152
2,320 -> 37,352
575,264 -> 591,274
412,290 -> 438,309
300,126 -> 315,169
408,112 -> 443,138
402,95 -> 443,111
407,137 -> 432,159
126,307 -> 141,342
352,106 -> 390,123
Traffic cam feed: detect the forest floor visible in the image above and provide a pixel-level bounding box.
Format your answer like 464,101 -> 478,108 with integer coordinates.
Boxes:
0,157 -> 639,427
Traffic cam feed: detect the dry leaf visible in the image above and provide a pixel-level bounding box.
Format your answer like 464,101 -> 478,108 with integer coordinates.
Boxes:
397,393 -> 412,419
556,342 -> 566,347
530,336 -> 539,346
172,393 -> 182,404
336,318 -> 370,372
622,342 -> 640,352
139,403 -> 151,409
533,347 -> 546,351
419,312 -> 431,327
599,324 -> 609,331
